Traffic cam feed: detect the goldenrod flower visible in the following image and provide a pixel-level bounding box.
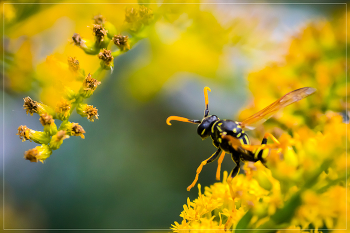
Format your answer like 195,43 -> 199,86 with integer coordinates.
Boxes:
55,98 -> 72,121
60,122 -> 86,139
17,125 -> 50,144
93,14 -> 105,25
24,145 -> 52,163
92,24 -> 108,43
98,49 -> 114,70
80,73 -> 101,98
67,57 -> 80,72
76,103 -> 99,122
23,97 -> 52,116
112,35 -> 130,51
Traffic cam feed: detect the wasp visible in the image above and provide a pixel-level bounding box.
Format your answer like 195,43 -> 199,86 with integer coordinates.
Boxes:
166,86 -> 316,191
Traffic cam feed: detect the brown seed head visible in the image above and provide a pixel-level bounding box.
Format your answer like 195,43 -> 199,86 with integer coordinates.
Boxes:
39,113 -> 54,126
23,97 -> 38,115
68,57 -> 80,72
92,24 -> 108,43
24,148 -> 39,162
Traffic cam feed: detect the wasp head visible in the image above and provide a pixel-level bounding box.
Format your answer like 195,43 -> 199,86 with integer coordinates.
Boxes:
197,115 -> 219,139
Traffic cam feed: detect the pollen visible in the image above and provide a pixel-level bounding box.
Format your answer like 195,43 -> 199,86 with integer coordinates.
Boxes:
23,97 -> 38,115
92,24 -> 107,43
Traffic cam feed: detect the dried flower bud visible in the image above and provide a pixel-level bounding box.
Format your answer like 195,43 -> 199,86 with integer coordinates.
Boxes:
113,35 -> 130,51
72,33 -> 84,47
93,24 -> 108,43
39,113 -> 57,136
125,7 -> 138,24
77,103 -> 99,122
68,57 -> 80,72
93,14 -> 105,25
17,125 -> 31,142
23,97 -> 38,115
23,97 -> 53,116
71,123 -> 86,139
98,49 -> 114,69
49,130 -> 69,150
80,73 -> 101,98
24,145 -> 52,163
139,5 -> 153,25
17,125 -> 50,144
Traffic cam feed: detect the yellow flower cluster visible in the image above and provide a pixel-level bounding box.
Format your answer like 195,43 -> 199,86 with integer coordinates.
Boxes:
173,112 -> 348,231
172,12 -> 348,233
16,5 -> 155,163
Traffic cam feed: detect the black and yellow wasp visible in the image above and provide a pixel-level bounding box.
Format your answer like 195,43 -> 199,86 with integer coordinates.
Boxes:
166,86 -> 316,191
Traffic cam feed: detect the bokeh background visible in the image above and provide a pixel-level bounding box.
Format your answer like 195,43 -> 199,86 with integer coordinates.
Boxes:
1,1 -> 347,230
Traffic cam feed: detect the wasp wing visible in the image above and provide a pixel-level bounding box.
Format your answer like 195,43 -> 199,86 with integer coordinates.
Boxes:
240,87 -> 316,130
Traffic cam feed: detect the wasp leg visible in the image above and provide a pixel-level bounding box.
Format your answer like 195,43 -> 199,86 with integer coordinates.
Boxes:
227,156 -> 241,199
263,133 -> 280,145
187,148 -> 222,191
216,151 -> 226,180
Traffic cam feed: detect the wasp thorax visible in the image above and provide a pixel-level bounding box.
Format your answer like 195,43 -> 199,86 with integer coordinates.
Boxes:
197,115 -> 219,139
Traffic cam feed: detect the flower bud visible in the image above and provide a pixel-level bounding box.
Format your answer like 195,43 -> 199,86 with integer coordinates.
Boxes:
113,35 -> 130,51
39,113 -> 57,136
17,125 -> 50,144
60,122 -> 86,139
79,73 -> 101,98
24,145 -> 52,163
98,49 -> 114,70
76,103 -> 99,122
23,97 -> 54,116
49,130 -> 69,150
72,33 -> 99,55
55,99 -> 72,121
92,24 -> 110,48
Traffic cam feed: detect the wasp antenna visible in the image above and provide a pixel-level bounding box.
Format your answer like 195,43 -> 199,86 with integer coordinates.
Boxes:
166,116 -> 201,125
204,86 -> 211,117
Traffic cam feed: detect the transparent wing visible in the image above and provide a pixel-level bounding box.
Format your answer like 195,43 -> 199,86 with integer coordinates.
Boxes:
240,87 -> 316,130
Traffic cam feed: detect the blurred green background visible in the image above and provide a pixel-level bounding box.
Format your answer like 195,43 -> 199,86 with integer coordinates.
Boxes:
1,1 -> 346,230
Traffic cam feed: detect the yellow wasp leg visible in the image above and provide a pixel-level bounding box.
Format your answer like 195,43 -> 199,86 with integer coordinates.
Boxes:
187,148 -> 221,191
216,151 -> 226,180
263,132 -> 280,145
